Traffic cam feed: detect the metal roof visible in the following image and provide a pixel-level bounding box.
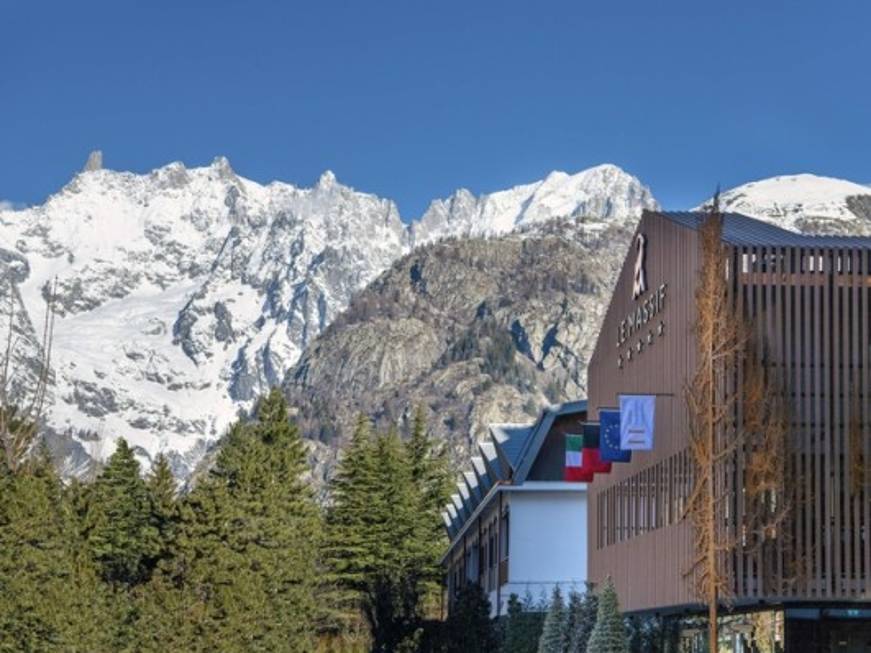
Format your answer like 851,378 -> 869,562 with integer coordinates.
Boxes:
463,470 -> 482,503
659,211 -> 871,248
489,423 -> 535,470
478,440 -> 506,482
470,456 -> 491,493
513,400 -> 587,484
442,399 -> 589,541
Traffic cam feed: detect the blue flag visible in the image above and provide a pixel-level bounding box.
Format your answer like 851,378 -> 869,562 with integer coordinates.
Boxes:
599,409 -> 631,462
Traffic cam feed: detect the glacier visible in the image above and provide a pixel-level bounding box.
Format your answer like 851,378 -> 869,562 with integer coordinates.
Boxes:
0,155 -> 656,477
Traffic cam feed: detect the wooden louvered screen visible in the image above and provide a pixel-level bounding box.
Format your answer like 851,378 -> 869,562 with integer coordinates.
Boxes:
587,212 -> 871,612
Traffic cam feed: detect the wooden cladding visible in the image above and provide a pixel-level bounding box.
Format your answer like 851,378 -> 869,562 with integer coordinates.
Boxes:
737,245 -> 871,601
587,212 -> 871,613
596,449 -> 693,548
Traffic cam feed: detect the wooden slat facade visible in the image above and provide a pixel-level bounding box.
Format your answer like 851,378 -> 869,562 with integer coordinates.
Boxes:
587,211 -> 871,614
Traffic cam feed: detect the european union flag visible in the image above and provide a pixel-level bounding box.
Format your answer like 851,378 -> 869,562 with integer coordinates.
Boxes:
599,409 -> 631,462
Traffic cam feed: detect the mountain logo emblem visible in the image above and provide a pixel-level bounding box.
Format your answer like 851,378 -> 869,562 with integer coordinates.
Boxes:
632,233 -> 647,299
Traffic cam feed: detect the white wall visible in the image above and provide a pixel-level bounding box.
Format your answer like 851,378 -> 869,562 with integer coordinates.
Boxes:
498,489 -> 587,614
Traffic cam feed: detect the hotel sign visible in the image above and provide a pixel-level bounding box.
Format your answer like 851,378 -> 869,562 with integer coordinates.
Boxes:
617,283 -> 667,348
632,233 -> 647,298
617,232 -> 667,369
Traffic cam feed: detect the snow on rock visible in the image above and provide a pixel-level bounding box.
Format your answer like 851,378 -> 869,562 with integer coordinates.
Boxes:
411,164 -> 658,244
699,173 -> 871,235
5,157 -> 871,480
0,157 -> 407,476
0,157 -> 653,478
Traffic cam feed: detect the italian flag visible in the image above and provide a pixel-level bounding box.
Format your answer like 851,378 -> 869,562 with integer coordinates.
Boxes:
564,434 -> 592,482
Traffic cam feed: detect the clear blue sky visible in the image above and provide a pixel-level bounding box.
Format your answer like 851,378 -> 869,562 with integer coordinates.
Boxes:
2,1 -> 869,218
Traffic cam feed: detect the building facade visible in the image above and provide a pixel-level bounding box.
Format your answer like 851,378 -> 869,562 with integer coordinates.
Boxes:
442,401 -> 589,616
586,210 -> 871,651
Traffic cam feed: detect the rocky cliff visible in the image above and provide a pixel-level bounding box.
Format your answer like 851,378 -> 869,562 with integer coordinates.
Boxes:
285,216 -> 634,463
0,156 -> 654,477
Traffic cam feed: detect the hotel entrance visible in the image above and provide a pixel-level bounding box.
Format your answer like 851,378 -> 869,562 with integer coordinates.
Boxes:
827,623 -> 871,652
786,610 -> 871,653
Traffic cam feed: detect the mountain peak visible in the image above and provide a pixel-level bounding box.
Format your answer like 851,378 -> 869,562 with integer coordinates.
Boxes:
209,156 -> 235,177
412,163 -> 657,245
82,150 -> 103,172
317,170 -> 338,188
701,173 -> 871,235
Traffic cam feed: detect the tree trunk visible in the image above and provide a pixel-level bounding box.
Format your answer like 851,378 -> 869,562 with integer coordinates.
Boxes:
708,590 -> 718,652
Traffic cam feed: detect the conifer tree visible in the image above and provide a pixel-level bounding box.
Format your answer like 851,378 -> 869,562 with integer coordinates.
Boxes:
685,198 -> 793,649
147,452 -> 178,563
503,592 -> 545,653
366,427 -> 421,651
83,438 -> 161,586
141,389 -> 322,651
0,454 -> 120,651
405,407 -> 452,608
538,585 -> 568,653
326,413 -> 451,650
586,578 -> 628,653
567,584 -> 598,653
444,583 -> 497,653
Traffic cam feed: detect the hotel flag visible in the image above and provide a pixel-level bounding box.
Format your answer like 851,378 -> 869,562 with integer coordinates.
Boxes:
599,409 -> 631,462
564,434 -> 592,482
619,394 -> 656,450
581,423 -> 612,475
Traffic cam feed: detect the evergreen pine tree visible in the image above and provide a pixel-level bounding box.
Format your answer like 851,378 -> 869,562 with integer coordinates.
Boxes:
324,414 -> 379,630
0,454 -> 121,651
567,583 -> 598,653
326,413 -> 451,651
147,452 -> 178,563
139,389 -> 322,651
366,427 -> 421,651
83,438 -> 161,586
444,583 -> 497,653
586,578 -> 629,653
404,407 -> 451,611
504,592 -> 546,653
538,585 -> 568,653
566,589 -> 582,650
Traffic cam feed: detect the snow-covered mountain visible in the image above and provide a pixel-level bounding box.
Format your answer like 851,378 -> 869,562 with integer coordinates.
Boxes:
6,155 -> 868,480
699,173 -> 871,234
412,164 -> 657,244
0,156 -> 655,477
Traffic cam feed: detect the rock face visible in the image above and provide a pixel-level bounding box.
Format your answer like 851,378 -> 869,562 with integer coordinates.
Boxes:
287,173 -> 871,470
4,157 -> 867,480
285,217 -> 634,460
412,164 -> 657,244
0,157 -> 654,477
0,158 -> 407,476
83,150 -> 103,172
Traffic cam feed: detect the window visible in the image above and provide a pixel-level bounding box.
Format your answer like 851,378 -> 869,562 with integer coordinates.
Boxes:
598,449 -> 694,548
501,511 -> 510,559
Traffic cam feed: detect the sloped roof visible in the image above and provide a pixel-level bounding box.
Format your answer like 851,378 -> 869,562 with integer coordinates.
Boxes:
463,470 -> 482,503
489,423 -> 535,471
470,456 -> 491,493
442,399 -> 588,539
513,400 -> 587,483
478,440 -> 505,482
659,211 -> 871,248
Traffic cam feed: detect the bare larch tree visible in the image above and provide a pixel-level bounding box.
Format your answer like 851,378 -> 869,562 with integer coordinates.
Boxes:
683,199 -> 792,651
0,276 -> 56,472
